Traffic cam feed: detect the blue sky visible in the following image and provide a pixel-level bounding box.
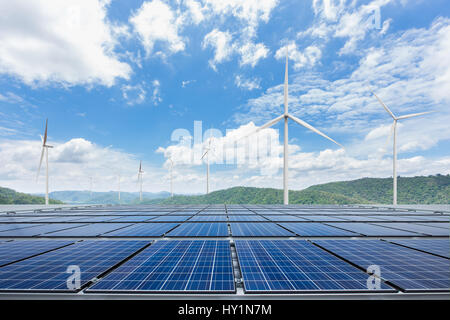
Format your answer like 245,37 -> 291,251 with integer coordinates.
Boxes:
0,0 -> 449,194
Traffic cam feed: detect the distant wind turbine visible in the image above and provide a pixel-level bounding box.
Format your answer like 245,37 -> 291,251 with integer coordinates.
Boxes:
242,50 -> 343,205
138,161 -> 144,202
201,138 -> 213,194
372,91 -> 435,205
36,119 -> 53,206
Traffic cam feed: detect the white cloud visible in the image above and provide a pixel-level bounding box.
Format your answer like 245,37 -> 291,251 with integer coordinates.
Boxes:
202,29 -> 234,70
0,137 -> 178,193
122,84 -> 146,106
235,75 -> 261,90
185,0 -> 206,24
151,79 -> 162,105
0,0 -> 131,86
130,0 -> 185,57
238,42 -> 269,67
275,43 -> 322,70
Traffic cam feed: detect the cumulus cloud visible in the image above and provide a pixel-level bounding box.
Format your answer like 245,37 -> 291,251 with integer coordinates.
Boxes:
130,0 -> 185,57
275,43 -> 322,70
0,0 -> 131,86
202,29 -> 234,70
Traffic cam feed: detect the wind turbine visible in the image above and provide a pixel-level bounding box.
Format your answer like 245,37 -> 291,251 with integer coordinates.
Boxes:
372,92 -> 434,205
36,119 -> 53,206
138,161 -> 144,202
242,50 -> 343,205
201,138 -> 212,194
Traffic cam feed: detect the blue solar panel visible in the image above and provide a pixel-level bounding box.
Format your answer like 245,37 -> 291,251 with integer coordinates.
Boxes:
150,215 -> 192,222
103,223 -> 179,237
300,215 -> 348,221
0,223 -> 41,232
280,223 -> 359,236
109,216 -> 155,222
189,215 -> 228,222
326,223 -> 421,236
0,223 -> 86,237
235,240 -> 394,293
262,215 -> 308,222
0,240 -> 73,267
230,223 -> 294,237
314,239 -> 450,292
167,223 -> 229,237
0,240 -> 149,291
373,223 -> 449,236
87,240 -> 234,293
389,239 -> 450,259
43,223 -> 133,237
228,215 -> 268,222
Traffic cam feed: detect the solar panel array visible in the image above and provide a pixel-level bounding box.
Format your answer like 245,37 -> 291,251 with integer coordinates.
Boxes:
0,204 -> 448,296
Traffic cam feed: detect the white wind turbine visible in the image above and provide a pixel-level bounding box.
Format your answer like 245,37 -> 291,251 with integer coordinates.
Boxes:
372,91 -> 435,205
118,174 -> 121,203
138,161 -> 144,202
36,119 -> 53,206
243,50 -> 343,205
201,138 -> 213,194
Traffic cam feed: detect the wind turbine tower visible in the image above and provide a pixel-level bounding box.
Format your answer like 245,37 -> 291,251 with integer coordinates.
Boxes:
138,161 -> 144,202
372,92 -> 434,205
36,119 -> 53,206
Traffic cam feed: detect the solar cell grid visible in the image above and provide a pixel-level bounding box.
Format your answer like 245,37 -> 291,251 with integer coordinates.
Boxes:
0,240 -> 149,291
166,223 -> 229,237
372,223 -> 449,236
326,223 -> 421,236
230,223 -> 294,237
388,239 -> 450,258
0,223 -> 87,237
314,239 -> 450,292
280,222 -> 359,236
103,223 -> 179,237
228,215 -> 268,222
0,240 -> 73,267
189,215 -> 228,222
150,215 -> 192,222
235,240 -> 394,293
87,240 -> 234,293
44,223 -> 132,237
262,215 -> 308,222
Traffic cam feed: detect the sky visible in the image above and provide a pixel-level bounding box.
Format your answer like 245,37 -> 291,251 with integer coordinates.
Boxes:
0,0 -> 449,194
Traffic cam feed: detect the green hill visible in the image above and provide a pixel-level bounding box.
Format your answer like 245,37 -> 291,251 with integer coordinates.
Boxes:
144,174 -> 450,205
0,187 -> 63,205
45,190 -> 171,204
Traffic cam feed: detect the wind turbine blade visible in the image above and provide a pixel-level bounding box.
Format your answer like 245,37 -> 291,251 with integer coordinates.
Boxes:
372,92 -> 396,119
396,111 -> 435,120
139,160 -> 142,172
43,119 -> 48,146
235,115 -> 284,143
288,114 -> 344,148
201,150 -> 209,160
36,146 -> 45,181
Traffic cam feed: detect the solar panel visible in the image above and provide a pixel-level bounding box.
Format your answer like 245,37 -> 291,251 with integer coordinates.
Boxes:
43,223 -> 133,237
313,239 -> 450,292
166,223 -> 229,237
228,215 -> 268,222
103,223 -> 179,237
388,239 -> 450,259
150,215 -> 192,222
0,240 -> 149,291
300,215 -> 348,222
109,216 -> 155,222
326,223 -> 421,236
189,215 -> 228,222
0,223 -> 86,237
0,240 -> 73,267
235,240 -> 394,293
0,223 -> 42,232
372,223 -> 449,236
262,215 -> 308,222
280,222 -> 359,236
87,240 -> 234,293
230,223 -> 294,237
